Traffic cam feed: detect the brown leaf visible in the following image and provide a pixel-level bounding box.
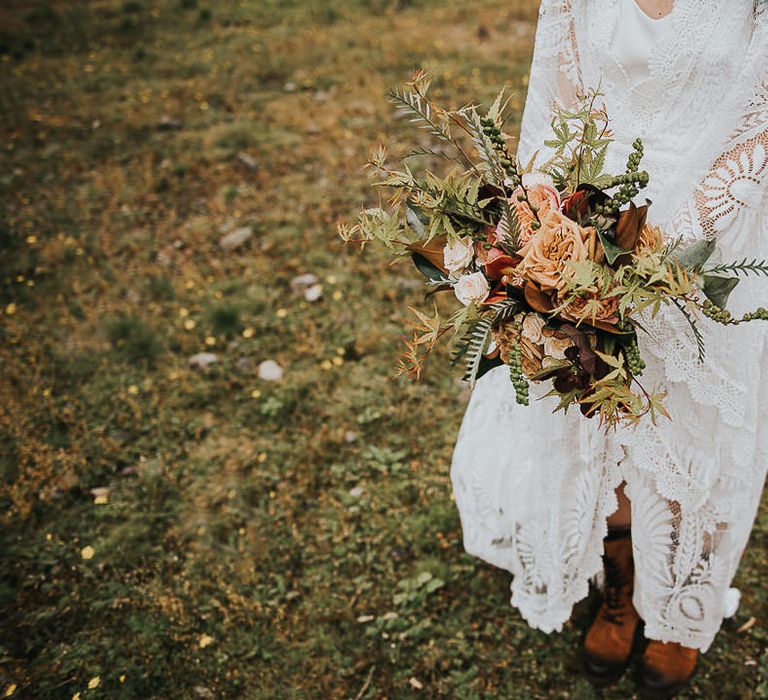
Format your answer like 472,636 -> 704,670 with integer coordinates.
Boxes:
405,237 -> 448,274
614,203 -> 648,252
523,283 -> 556,314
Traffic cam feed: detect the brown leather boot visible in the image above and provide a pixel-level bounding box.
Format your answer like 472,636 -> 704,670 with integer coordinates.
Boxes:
638,640 -> 698,698
583,529 -> 641,684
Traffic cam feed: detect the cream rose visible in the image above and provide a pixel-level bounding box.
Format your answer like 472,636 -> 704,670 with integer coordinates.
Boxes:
542,334 -> 572,360
521,313 -> 545,344
454,271 -> 490,306
443,237 -> 475,274
515,209 -> 603,293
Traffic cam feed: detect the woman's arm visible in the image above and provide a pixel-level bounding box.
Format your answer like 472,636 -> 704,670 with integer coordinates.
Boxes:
518,0 -> 584,166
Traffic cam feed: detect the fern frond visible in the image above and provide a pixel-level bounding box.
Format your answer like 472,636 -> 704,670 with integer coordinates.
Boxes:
705,258 -> 768,278
403,146 -> 465,166
454,300 -> 521,386
387,88 -> 447,137
387,88 -> 476,172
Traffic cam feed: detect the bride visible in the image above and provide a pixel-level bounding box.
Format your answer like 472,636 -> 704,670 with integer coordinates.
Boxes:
451,0 -> 768,695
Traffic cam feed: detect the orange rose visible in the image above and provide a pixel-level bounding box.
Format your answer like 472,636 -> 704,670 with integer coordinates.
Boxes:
559,290 -> 621,326
515,209 -> 604,293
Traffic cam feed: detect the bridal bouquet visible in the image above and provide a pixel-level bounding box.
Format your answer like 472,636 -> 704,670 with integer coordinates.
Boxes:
340,72 -> 768,428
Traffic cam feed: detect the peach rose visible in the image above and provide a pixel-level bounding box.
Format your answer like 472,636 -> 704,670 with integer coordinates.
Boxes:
542,333 -> 573,360
500,172 -> 561,247
515,209 -> 604,293
521,313 -> 545,344
559,289 -> 621,325
495,173 -> 561,247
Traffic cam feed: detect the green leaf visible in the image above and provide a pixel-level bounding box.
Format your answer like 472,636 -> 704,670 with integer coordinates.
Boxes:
673,239 -> 717,270
702,274 -> 740,308
411,252 -> 446,282
598,230 -> 632,266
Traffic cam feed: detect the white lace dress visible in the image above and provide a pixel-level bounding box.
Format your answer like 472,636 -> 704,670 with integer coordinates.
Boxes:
450,0 -> 768,652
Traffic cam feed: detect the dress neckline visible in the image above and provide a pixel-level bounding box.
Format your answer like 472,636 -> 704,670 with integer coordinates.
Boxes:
630,0 -> 674,23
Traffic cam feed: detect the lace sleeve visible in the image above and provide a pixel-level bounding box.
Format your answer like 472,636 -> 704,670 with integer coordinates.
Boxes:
517,0 -> 584,166
684,5 -> 768,242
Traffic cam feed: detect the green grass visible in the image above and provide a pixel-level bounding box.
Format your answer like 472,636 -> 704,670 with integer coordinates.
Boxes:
1,0 -> 768,698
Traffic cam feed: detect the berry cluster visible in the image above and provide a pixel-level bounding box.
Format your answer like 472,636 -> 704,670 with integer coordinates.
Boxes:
480,116 -> 544,233
506,323 -> 530,405
479,116 -> 518,178
703,299 -> 768,324
594,139 -> 650,216
623,338 -> 646,376
742,307 -> 768,321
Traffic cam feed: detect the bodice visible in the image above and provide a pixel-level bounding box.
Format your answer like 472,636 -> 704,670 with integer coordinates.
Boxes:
611,1 -> 672,86
576,0 -> 756,226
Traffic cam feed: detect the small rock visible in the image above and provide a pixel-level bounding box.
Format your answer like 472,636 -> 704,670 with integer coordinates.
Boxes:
284,81 -> 297,92
349,486 -> 364,498
290,273 -> 319,292
90,487 -> 110,505
218,219 -> 236,234
356,614 -> 375,623
304,284 -> 323,302
188,352 -> 219,370
409,678 -> 424,691
156,250 -> 173,267
157,115 -> 183,131
235,357 -> 255,374
236,151 -> 258,170
219,226 -> 253,251
194,687 -> 215,699
258,360 -> 283,382
110,429 -> 132,443
305,121 -> 321,135
344,430 -> 358,443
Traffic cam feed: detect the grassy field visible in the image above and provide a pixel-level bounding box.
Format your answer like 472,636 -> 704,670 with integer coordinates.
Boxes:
2,1 -> 768,697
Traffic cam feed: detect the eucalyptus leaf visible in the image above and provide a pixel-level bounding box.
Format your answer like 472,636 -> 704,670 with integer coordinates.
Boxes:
673,239 -> 717,270
702,274 -> 740,308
